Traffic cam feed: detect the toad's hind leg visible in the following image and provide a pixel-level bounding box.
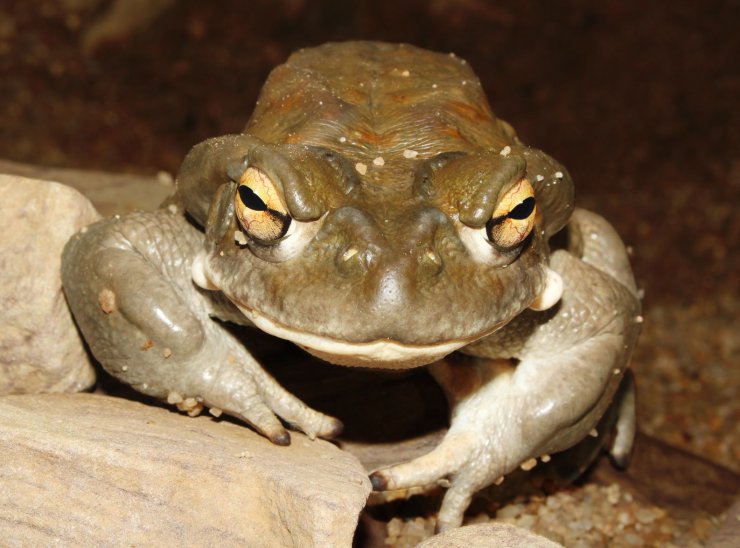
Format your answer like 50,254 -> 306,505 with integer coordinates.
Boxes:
609,369 -> 636,468
62,210 -> 341,443
570,208 -> 638,468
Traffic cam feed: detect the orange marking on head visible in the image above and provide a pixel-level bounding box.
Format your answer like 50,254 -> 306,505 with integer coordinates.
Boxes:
357,130 -> 387,146
447,100 -> 493,124
440,126 -> 465,141
274,92 -> 306,116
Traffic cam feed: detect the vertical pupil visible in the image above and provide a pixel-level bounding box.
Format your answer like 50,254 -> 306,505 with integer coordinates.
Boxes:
507,196 -> 535,220
238,185 -> 267,211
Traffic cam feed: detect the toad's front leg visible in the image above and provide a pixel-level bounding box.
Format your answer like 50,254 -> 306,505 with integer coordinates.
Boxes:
62,209 -> 341,444
370,209 -> 641,531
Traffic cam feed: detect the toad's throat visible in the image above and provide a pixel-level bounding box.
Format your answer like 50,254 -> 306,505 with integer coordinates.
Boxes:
233,303 -> 474,369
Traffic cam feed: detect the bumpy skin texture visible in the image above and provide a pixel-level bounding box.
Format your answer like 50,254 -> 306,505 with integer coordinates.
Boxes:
62,42 -> 641,531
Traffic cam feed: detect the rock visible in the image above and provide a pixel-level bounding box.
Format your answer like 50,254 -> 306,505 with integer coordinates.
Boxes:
416,523 -> 562,547
0,159 -> 173,216
592,430 -> 740,516
707,497 -> 740,548
0,175 -> 99,395
0,393 -> 371,545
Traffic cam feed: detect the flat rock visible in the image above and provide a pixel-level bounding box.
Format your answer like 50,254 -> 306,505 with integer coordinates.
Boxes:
0,393 -> 371,546
0,175 -> 99,395
0,160 -> 173,216
417,523 -> 562,547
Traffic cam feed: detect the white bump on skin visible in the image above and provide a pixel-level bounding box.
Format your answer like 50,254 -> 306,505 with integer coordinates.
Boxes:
555,171 -> 564,179
192,250 -> 219,290
499,145 -> 511,157
528,267 -> 564,311
373,156 -> 385,167
355,162 -> 368,175
520,458 -> 537,471
403,149 -> 419,159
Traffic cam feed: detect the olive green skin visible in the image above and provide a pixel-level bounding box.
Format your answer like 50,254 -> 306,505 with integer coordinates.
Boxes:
62,42 -> 641,532
178,42 -> 573,351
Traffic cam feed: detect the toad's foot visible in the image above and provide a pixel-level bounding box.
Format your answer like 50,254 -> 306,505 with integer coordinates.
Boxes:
371,209 -> 641,531
177,324 -> 344,445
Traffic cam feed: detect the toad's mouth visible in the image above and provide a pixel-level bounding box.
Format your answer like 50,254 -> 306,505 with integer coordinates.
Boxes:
233,303 -> 474,369
226,267 -> 564,368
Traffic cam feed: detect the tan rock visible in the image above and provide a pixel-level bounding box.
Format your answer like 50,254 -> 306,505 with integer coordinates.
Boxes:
417,523 -> 562,548
0,393 -> 370,546
0,159 -> 173,216
0,175 -> 99,395
707,497 -> 740,548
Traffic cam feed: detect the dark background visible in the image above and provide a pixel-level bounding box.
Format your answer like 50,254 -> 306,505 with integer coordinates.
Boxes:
1,0 -> 737,473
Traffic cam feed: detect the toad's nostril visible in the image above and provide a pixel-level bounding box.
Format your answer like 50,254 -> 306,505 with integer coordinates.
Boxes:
341,246 -> 359,262
424,249 -> 441,266
336,243 -> 376,277
418,247 -> 443,277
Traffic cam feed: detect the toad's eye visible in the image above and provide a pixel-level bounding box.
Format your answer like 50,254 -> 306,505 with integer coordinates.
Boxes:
234,167 -> 292,243
485,178 -> 536,250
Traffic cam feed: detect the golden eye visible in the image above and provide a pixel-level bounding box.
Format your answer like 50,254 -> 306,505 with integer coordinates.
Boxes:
486,178 -> 536,250
234,167 -> 292,243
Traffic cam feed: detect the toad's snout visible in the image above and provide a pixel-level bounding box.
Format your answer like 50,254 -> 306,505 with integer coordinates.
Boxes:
323,206 -> 453,310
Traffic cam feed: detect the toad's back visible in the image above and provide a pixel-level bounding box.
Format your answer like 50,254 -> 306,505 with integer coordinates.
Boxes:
245,42 -> 512,162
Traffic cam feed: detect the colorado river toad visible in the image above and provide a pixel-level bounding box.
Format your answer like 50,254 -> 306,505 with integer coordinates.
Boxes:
62,42 -> 641,531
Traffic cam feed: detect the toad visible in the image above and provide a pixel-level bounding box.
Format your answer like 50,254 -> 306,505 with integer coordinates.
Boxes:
62,41 -> 641,531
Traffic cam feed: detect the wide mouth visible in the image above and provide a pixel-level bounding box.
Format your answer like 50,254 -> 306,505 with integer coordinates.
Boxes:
234,302 -> 475,369
226,265 -> 564,368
